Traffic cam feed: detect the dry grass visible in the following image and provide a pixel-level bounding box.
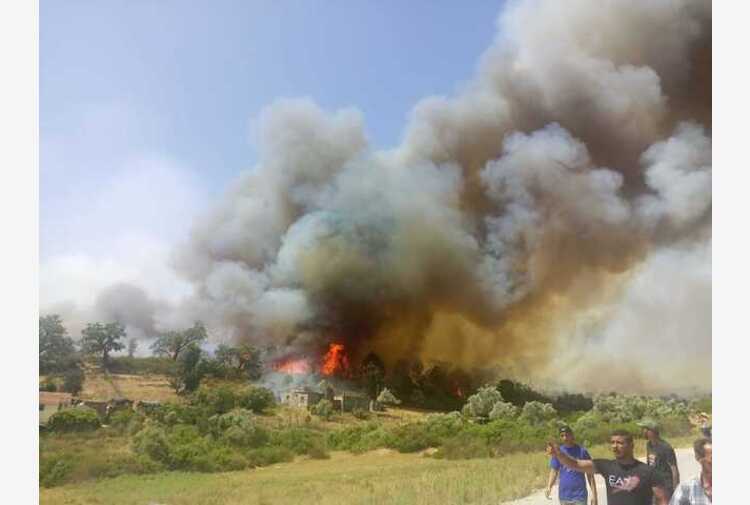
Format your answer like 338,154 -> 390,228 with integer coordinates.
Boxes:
78,372 -> 179,403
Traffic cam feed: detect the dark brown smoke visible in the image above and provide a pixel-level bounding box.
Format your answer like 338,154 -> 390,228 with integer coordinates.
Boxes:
169,0 -> 711,393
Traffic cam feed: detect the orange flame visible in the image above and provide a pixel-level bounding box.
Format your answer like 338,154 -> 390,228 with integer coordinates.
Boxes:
321,343 -> 349,376
273,357 -> 311,375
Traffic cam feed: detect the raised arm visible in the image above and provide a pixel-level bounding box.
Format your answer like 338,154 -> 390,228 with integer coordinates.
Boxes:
547,443 -> 595,475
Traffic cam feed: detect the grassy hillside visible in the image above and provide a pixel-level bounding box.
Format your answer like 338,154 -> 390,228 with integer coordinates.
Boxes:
39,435 -> 698,505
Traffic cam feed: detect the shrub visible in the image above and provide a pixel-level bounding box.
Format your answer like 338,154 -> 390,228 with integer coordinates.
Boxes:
438,433 -> 493,460
270,427 -> 324,455
132,424 -> 171,464
194,385 -> 237,415
246,446 -> 295,467
210,409 -> 268,449
310,399 -> 334,420
108,409 -> 139,434
462,385 -> 504,419
519,401 -> 557,425
48,407 -> 100,433
307,439 -> 330,459
236,386 -> 276,414
388,423 -> 439,453
489,401 -> 519,421
423,412 -> 466,439
39,456 -> 73,487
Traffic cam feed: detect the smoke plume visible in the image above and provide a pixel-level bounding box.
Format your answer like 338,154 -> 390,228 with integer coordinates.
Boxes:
48,0 -> 713,392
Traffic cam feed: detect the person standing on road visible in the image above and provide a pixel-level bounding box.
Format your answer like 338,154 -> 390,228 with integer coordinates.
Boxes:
669,438 -> 711,504
547,429 -> 669,505
545,426 -> 598,505
638,418 -> 680,499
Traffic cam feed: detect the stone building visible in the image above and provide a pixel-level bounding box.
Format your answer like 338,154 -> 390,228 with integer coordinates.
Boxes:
281,387 -> 325,408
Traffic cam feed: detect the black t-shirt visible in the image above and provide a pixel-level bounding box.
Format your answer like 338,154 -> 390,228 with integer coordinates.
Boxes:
593,459 -> 665,505
646,439 -> 677,489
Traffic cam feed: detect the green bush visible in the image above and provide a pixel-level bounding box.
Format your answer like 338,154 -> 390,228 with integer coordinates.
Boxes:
307,439 -> 330,459
519,401 -> 557,425
437,433 -> 493,460
246,446 -> 295,467
310,399 -> 334,420
489,401 -> 518,420
462,385 -> 504,419
209,409 -> 268,448
194,385 -> 238,415
236,386 -> 276,414
270,427 -> 325,455
326,422 -> 391,453
48,408 -> 100,433
388,423 -> 439,453
132,424 -> 171,464
39,456 -> 73,487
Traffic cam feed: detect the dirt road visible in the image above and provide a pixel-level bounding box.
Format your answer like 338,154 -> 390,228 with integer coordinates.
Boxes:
504,448 -> 698,505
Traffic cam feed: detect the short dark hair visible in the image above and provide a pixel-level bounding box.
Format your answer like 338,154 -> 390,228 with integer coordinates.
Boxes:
694,438 -> 711,459
610,429 -> 633,444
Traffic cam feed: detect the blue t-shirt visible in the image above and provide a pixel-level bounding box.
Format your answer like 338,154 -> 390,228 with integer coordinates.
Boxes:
550,444 -> 591,502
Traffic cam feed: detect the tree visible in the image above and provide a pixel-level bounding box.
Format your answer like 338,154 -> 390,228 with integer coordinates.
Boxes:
497,379 -> 552,407
151,322 -> 207,361
80,322 -> 126,369
488,401 -> 518,420
61,367 -> 85,395
39,315 -> 78,373
519,401 -> 557,425
357,353 -> 385,399
462,385 -> 505,420
127,338 -> 138,358
214,342 -> 262,380
168,344 -> 206,394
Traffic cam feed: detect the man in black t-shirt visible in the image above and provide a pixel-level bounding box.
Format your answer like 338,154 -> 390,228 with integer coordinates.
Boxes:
638,418 -> 679,498
548,429 -> 669,505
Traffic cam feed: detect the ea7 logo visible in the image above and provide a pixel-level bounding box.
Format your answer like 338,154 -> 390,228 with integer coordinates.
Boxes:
608,474 -> 641,493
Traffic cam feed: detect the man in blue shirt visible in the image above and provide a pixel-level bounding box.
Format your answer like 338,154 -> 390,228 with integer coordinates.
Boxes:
546,426 -> 598,505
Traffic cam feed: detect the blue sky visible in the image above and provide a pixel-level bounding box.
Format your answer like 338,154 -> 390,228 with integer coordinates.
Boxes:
40,0 -> 506,305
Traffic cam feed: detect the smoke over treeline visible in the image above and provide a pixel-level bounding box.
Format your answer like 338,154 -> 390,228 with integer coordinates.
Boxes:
44,0 -> 712,393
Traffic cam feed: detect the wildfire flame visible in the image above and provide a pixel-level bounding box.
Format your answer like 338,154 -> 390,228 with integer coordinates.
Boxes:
273,357 -> 311,375
321,343 -> 349,376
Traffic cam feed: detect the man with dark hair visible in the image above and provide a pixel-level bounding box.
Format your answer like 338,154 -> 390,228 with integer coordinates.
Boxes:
546,426 -> 598,505
548,429 -> 669,505
638,418 -> 680,498
669,438 -> 711,504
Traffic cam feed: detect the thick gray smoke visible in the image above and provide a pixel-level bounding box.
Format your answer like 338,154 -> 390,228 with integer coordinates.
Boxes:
49,0 -> 713,392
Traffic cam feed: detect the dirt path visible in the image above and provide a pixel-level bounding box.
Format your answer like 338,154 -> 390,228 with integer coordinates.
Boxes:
504,447 -> 698,505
